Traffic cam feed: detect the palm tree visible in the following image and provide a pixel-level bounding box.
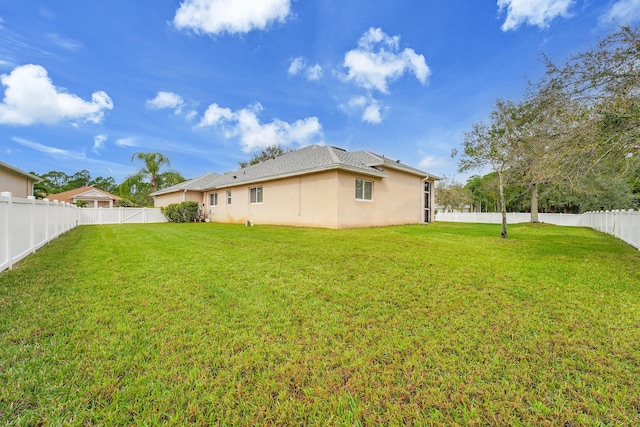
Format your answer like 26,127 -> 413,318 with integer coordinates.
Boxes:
131,152 -> 171,193
118,152 -> 185,206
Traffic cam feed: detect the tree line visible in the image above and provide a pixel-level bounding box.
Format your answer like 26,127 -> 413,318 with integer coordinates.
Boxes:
450,25 -> 640,237
32,152 -> 185,207
32,146 -> 290,207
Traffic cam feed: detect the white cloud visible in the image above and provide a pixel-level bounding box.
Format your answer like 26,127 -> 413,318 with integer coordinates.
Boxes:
93,134 -> 107,154
12,136 -> 85,159
418,155 -> 450,170
288,57 -> 305,75
116,137 -> 137,147
342,27 -> 430,93
362,103 -> 382,124
146,91 -> 184,110
0,64 -> 113,126
288,57 -> 323,81
347,96 -> 384,124
199,103 -> 235,127
498,0 -> 575,31
306,64 -> 323,81
47,33 -> 82,51
146,91 -> 198,120
600,0 -> 640,24
198,102 -> 323,152
173,0 -> 291,35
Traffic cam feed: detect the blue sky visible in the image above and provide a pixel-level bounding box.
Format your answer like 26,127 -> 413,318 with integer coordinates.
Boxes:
1,0 -> 638,183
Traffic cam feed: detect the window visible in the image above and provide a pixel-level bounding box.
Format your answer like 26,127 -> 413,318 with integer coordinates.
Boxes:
355,179 -> 373,201
209,193 -> 218,206
424,181 -> 431,223
226,190 -> 232,205
250,186 -> 263,204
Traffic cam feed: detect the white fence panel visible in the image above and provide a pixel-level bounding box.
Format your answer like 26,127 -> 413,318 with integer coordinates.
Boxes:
435,212 -> 582,225
1,192 -> 79,273
435,210 -> 639,250
77,207 -> 167,225
582,210 -> 639,250
0,194 -> 7,271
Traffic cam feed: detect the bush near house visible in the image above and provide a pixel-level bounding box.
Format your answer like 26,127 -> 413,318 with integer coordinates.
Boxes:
161,201 -> 199,222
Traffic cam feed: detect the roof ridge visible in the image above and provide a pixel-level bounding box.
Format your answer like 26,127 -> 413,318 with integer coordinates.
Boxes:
362,150 -> 384,162
327,146 -> 341,164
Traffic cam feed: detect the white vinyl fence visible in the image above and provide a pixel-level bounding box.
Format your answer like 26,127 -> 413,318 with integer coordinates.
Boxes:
78,207 -> 167,225
1,192 -> 78,272
435,212 -> 584,226
1,193 -> 169,273
581,210 -> 640,250
435,210 -> 640,250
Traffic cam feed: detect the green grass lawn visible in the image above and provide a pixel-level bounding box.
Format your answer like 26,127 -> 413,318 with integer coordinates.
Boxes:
1,222 -> 639,426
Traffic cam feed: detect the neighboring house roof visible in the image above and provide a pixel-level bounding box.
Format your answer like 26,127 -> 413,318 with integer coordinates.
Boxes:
0,160 -> 41,182
150,172 -> 221,197
47,186 -> 121,204
151,145 -> 441,196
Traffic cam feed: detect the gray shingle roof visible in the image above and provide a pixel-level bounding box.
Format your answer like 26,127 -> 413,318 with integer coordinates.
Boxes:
149,172 -> 220,196
151,145 -> 440,196
206,145 -> 389,189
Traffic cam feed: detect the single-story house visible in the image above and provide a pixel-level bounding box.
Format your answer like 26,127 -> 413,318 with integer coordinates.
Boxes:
0,160 -> 41,198
148,172 -> 221,206
151,145 -> 441,229
47,186 -> 121,208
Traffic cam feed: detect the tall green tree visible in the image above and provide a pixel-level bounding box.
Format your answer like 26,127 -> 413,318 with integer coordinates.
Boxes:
500,88 -> 581,222
541,25 -> 640,178
34,169 -> 93,195
238,144 -> 292,168
36,171 -> 69,194
129,152 -> 171,193
456,99 -> 517,238
465,174 -> 499,212
435,176 -> 471,212
119,152 -> 185,206
66,170 -> 91,190
89,176 -> 117,193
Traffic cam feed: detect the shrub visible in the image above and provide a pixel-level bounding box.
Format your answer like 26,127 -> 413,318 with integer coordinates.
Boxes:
116,199 -> 137,207
161,201 -> 199,223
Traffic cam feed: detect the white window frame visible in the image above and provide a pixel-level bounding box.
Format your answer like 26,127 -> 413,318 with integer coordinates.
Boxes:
250,186 -> 263,204
226,190 -> 232,205
210,193 -> 218,206
355,179 -> 373,201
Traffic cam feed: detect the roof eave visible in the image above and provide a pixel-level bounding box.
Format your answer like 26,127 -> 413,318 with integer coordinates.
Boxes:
0,161 -> 42,182
204,164 -> 387,191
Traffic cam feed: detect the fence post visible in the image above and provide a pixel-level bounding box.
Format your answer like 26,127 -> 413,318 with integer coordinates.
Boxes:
1,192 -> 12,270
637,210 -> 640,251
27,196 -> 36,254
54,200 -> 61,237
42,198 -> 48,240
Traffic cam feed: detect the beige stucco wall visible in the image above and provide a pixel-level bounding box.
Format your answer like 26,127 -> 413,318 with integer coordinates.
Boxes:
0,168 -> 33,198
205,171 -> 340,228
335,168 -> 427,228
154,190 -> 203,207
203,168 -> 434,229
